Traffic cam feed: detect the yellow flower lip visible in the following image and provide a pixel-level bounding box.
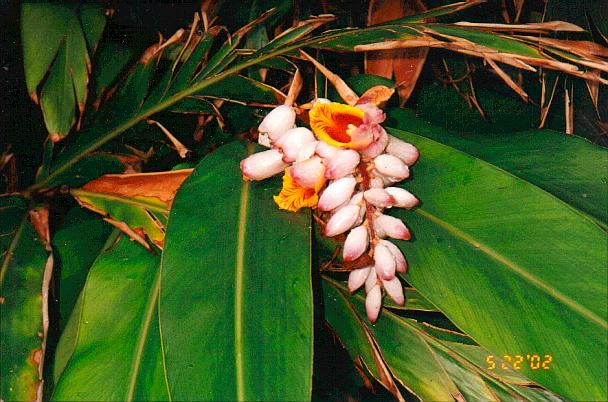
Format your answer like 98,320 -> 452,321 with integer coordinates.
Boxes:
273,169 -> 320,212
309,102 -> 369,149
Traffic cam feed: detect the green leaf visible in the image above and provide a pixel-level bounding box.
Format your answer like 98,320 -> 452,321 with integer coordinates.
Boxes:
91,42 -> 136,101
387,108 -> 608,228
384,127 -> 607,400
52,234 -> 169,401
0,195 -> 49,401
51,207 -> 113,324
21,3 -> 106,138
323,277 -> 565,402
69,170 -> 192,249
159,141 -> 313,400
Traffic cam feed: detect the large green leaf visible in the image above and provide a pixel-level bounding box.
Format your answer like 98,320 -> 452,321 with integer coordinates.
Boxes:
382,127 -> 607,401
159,141 -> 314,401
387,108 -> 608,228
51,207 -> 113,325
22,3 -> 106,138
323,277 -> 564,401
52,234 -> 168,401
0,195 -> 50,401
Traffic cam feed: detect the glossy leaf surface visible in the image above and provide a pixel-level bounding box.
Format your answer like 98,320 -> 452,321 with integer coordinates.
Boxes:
21,3 -> 105,138
160,141 -> 313,401
323,278 -> 563,401
52,235 -> 168,401
384,127 -> 607,401
388,108 -> 608,227
0,195 -> 49,401
51,207 -> 113,324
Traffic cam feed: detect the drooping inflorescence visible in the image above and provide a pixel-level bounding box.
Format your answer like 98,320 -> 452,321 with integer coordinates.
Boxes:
240,89 -> 419,322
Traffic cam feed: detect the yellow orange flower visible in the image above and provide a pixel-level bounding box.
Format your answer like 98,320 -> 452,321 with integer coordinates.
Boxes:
309,102 -> 371,149
273,170 -> 321,212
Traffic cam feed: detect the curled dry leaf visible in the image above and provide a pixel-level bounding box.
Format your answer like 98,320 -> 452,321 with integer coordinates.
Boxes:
300,50 -> 360,105
71,169 -> 192,249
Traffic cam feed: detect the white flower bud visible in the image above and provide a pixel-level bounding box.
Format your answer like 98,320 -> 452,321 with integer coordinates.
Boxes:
318,177 -> 357,211
364,188 -> 395,208
373,154 -> 409,181
370,177 -> 385,188
325,149 -> 360,179
382,277 -> 404,305
376,214 -> 411,241
365,267 -> 378,293
296,140 -> 318,163
315,141 -> 341,158
349,191 -> 364,206
385,187 -> 419,209
289,157 -> 325,189
366,284 -> 382,323
343,225 -> 369,262
380,240 -> 407,273
324,205 -> 360,237
240,149 -> 288,181
274,127 -> 315,163
258,105 -> 296,142
374,243 -> 396,280
386,135 -> 419,165
348,266 -> 371,293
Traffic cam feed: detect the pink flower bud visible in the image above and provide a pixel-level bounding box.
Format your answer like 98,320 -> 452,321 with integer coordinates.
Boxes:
386,136 -> 419,165
380,240 -> 407,273
365,267 -> 378,293
240,149 -> 288,181
376,214 -> 411,240
370,177 -> 385,188
318,176 -> 357,211
343,225 -> 369,262
325,149 -> 360,179
374,243 -> 396,280
348,266 -> 371,293
349,191 -> 364,206
385,187 -> 419,209
289,157 -> 325,189
366,284 -> 382,323
358,103 -> 386,124
373,154 -> 409,181
315,141 -> 341,158
364,188 -> 395,208
360,125 -> 389,159
296,141 -> 318,162
258,105 -> 296,142
324,205 -> 360,237
274,127 -> 315,162
382,277 -> 404,305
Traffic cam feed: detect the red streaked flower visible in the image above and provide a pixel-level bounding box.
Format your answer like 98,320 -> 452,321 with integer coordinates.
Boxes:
309,102 -> 370,149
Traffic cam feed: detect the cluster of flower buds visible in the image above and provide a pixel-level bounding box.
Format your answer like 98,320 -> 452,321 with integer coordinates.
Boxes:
240,90 -> 419,323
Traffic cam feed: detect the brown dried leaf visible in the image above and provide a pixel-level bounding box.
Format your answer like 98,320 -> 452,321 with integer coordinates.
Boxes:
103,218 -> 152,251
81,169 -> 192,207
284,68 -> 303,106
565,83 -> 574,135
366,0 -> 429,105
147,119 -> 191,158
28,207 -> 50,248
453,20 -> 585,32
357,85 -> 395,106
300,51 -> 359,105
585,70 -> 601,115
485,57 -> 529,101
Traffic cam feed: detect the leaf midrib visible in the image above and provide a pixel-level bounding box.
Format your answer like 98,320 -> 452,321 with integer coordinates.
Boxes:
414,207 -> 607,330
234,144 -> 253,401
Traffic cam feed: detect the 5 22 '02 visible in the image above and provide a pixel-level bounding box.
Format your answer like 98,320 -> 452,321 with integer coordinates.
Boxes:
486,354 -> 553,370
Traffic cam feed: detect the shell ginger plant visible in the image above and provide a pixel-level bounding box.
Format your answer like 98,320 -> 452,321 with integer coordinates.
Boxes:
241,85 -> 419,323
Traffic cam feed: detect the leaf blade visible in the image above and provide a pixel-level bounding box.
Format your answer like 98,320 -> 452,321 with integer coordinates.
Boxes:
159,141 -> 314,401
